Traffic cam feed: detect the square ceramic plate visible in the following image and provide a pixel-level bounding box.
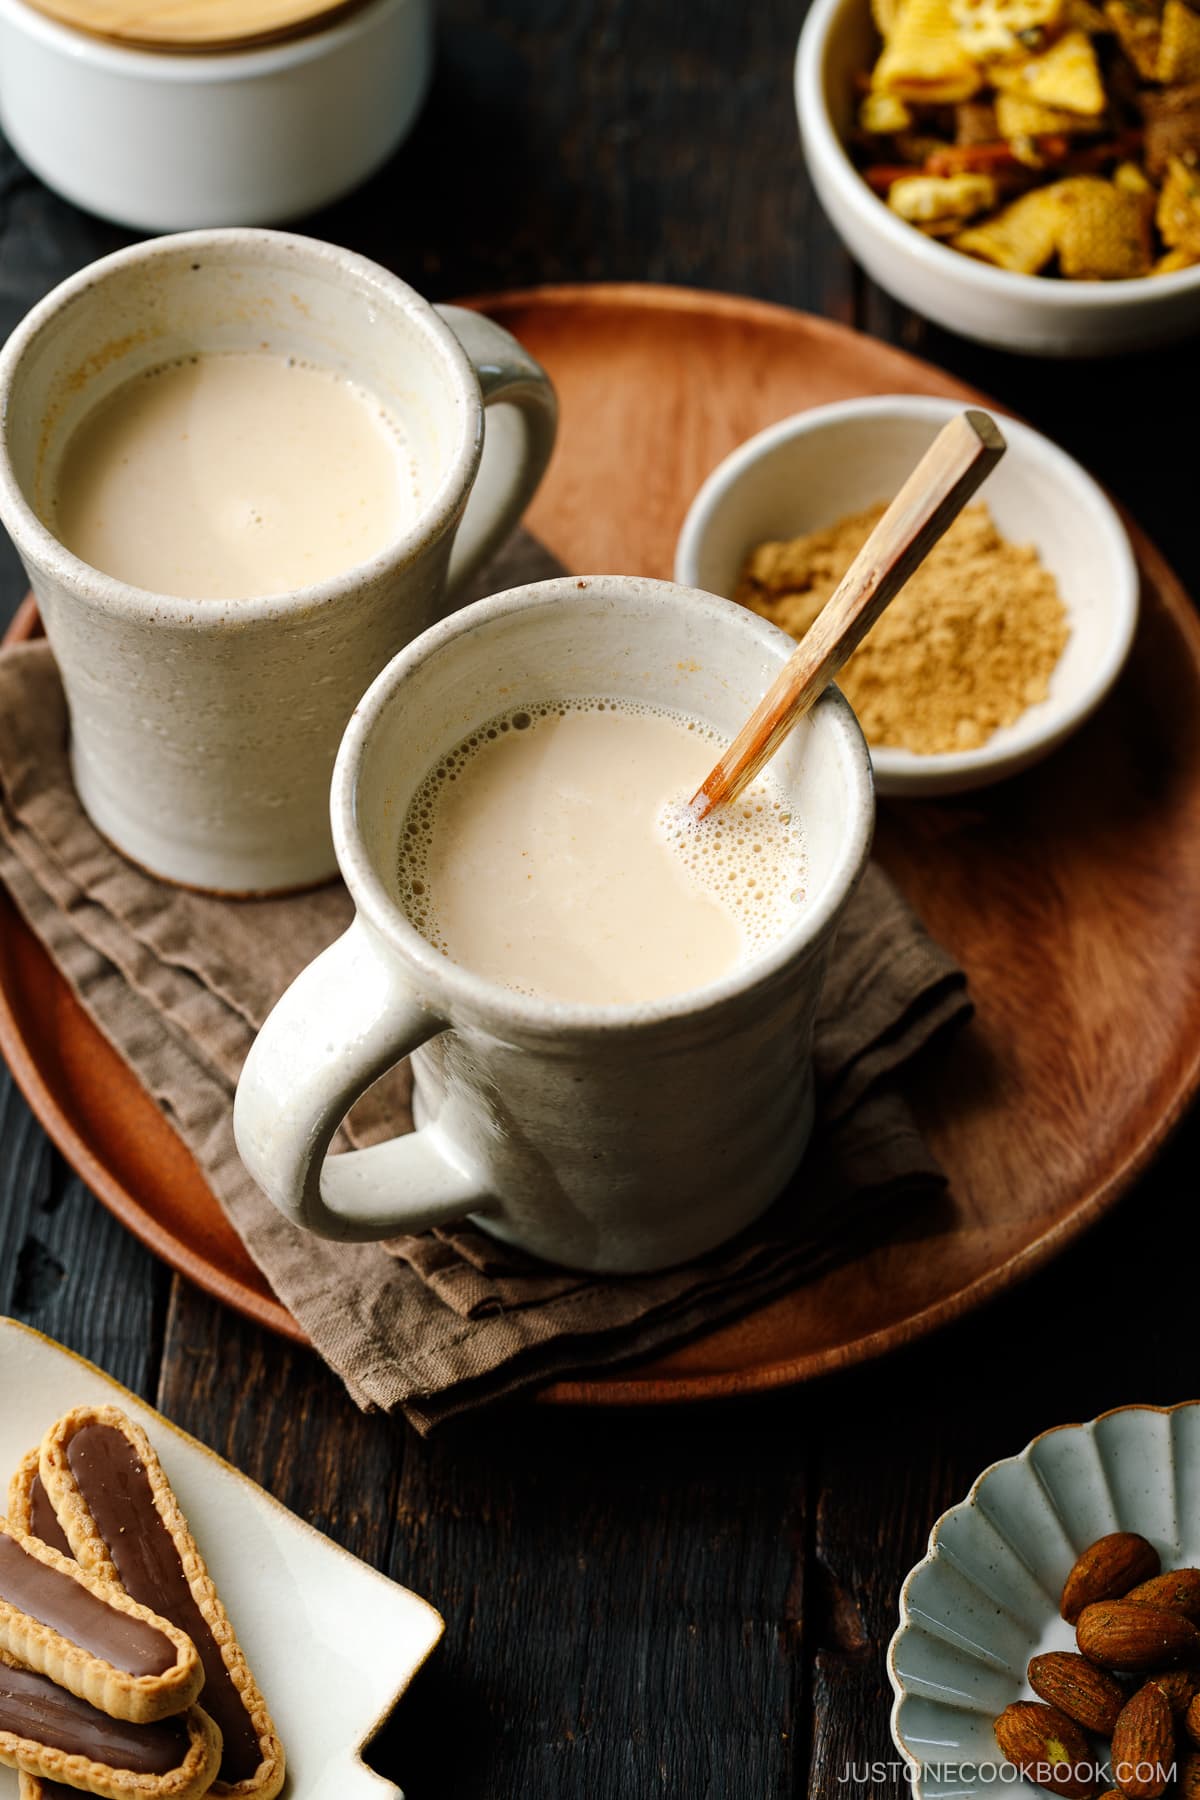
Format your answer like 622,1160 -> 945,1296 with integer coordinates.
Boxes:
0,1316 -> 443,1800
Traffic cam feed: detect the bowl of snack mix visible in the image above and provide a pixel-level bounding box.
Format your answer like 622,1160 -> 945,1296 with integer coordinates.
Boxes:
674,395 -> 1138,795
794,0 -> 1200,352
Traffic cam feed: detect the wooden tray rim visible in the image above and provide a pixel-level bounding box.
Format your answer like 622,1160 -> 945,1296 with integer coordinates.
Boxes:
2,281 -> 1199,1407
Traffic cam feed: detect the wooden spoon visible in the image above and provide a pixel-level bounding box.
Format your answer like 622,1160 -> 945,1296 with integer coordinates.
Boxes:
690,408 -> 1007,821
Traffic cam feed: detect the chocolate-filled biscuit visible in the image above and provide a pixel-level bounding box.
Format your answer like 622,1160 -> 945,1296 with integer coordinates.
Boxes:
0,1647 -> 220,1800
0,1518 -> 202,1727
40,1407 -> 284,1800
8,1454 -> 71,1563
9,1453 -> 78,1800
9,1451 -> 216,1800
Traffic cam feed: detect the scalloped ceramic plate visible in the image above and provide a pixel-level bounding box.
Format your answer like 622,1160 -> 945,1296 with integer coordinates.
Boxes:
0,1317 -> 443,1799
888,1402 -> 1200,1798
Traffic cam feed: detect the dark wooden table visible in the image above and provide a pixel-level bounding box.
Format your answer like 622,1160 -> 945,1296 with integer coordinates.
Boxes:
2,4 -> 1198,1794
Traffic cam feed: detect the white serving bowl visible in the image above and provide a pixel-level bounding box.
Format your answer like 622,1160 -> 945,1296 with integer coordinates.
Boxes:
889,1402 -> 1200,1800
794,0 -> 1200,356
674,396 -> 1139,797
0,0 -> 431,231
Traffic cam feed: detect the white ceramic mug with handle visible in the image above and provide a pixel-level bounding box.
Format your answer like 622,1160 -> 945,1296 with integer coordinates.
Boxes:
0,228 -> 557,894
233,574 -> 874,1274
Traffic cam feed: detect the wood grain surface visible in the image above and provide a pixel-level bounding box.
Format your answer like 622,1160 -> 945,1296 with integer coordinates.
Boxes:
1,3 -> 1198,1796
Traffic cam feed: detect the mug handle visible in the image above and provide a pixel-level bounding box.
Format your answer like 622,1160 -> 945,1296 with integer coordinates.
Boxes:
435,304 -> 558,596
233,918 -> 489,1242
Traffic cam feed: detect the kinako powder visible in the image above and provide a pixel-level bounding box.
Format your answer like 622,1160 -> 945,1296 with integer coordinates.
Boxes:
734,503 -> 1069,755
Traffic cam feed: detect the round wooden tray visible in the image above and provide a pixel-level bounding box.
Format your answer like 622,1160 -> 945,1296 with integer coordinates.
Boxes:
3,283 -> 1200,1407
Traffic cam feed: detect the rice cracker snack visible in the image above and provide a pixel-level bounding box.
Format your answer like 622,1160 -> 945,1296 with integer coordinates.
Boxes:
1158,150 -> 1200,244
36,1408 -> 284,1800
1055,170 -> 1154,270
855,0 -> 1200,277
874,0 -> 983,100
954,182 -> 1068,265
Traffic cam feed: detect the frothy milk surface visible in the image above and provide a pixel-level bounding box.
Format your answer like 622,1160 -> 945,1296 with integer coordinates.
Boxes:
50,351 -> 416,599
397,700 -> 807,1006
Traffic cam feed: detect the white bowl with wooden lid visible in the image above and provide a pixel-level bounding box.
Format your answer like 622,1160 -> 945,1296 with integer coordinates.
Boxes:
674,395 -> 1140,797
0,0 -> 430,230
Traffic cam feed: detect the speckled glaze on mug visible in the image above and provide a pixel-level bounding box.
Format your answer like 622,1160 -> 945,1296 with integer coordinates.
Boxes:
233,575 -> 875,1274
0,229 -> 557,894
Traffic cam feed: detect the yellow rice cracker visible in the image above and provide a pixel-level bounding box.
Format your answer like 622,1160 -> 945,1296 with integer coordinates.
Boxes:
1062,0 -> 1113,31
1158,0 -> 1200,81
995,90 -> 1105,135
1055,174 -> 1153,275
873,0 -> 983,101
1142,83 -> 1200,181
1153,243 -> 1200,270
989,29 -> 1107,112
953,183 -> 1066,269
1104,0 -> 1163,78
887,172 -> 998,223
873,0 -> 905,38
950,0 -> 1063,60
860,90 -> 914,131
1157,155 -> 1200,253
1113,158 -> 1153,194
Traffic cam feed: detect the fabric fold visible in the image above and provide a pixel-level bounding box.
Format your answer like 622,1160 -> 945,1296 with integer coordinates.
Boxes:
0,535 -> 971,1431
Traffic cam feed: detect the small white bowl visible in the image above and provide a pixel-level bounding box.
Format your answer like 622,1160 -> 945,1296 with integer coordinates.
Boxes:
889,1402 -> 1200,1800
674,395 -> 1139,797
0,0 -> 431,231
794,0 -> 1200,356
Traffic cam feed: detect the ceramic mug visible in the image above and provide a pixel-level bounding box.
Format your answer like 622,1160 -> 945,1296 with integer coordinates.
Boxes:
0,228 -> 557,893
233,575 -> 875,1274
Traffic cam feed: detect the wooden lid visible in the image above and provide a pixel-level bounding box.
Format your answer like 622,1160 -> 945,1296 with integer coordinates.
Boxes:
21,0 -> 370,53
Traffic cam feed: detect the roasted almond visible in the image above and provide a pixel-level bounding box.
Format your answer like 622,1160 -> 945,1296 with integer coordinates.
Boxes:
994,1701 -> 1099,1799
1062,1535 -> 1162,1625
1029,1651 -> 1127,1734
1186,1686 -> 1200,1749
1077,1600 -> 1200,1669
1148,1664 -> 1200,1713
1180,1750 -> 1200,1800
1126,1569 -> 1200,1621
1111,1682 -> 1174,1799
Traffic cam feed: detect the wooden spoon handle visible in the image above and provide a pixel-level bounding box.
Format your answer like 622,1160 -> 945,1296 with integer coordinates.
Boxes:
690,409 -> 1007,819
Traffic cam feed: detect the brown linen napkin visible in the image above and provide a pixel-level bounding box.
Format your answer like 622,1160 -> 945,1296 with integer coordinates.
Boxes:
0,537 -> 970,1431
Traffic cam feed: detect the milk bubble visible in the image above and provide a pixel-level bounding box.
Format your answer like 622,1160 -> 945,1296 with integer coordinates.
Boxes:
397,697 -> 807,968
